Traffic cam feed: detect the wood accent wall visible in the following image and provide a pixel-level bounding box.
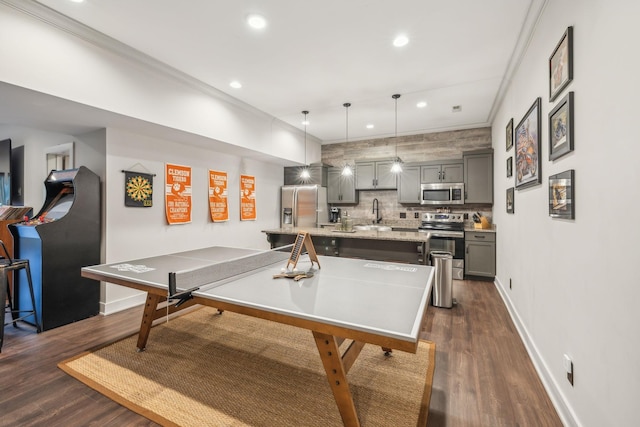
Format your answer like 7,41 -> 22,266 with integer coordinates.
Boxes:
321,127 -> 491,166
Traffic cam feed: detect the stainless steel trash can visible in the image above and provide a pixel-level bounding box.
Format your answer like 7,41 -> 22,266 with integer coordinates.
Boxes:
430,251 -> 453,308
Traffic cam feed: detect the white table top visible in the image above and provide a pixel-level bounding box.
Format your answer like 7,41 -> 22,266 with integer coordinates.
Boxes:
82,246 -> 434,344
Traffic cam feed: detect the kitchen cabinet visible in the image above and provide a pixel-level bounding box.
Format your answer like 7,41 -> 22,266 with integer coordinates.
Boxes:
463,149 -> 493,204
327,167 -> 358,204
464,231 -> 495,278
397,164 -> 421,203
420,161 -> 463,183
264,230 -> 427,265
355,160 -> 397,190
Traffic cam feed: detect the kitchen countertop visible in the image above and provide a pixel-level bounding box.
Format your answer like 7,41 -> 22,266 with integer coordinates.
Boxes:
262,227 -> 431,243
464,226 -> 497,233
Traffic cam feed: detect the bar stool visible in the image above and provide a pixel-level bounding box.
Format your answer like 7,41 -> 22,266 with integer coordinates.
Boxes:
1,239 -> 41,352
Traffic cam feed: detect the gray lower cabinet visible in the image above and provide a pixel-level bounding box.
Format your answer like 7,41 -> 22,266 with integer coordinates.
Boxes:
463,149 -> 493,204
265,233 -> 426,265
327,167 -> 358,203
397,165 -> 421,203
464,231 -> 496,277
356,160 -> 397,190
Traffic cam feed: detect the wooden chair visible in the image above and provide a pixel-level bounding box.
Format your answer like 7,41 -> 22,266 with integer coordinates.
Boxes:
0,239 -> 41,352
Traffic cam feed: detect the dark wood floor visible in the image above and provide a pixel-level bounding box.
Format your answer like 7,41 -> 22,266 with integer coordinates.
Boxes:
1,279 -> 562,426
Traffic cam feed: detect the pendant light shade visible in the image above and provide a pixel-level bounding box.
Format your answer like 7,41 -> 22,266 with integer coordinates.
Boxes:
341,102 -> 354,176
391,94 -> 403,173
300,110 -> 311,180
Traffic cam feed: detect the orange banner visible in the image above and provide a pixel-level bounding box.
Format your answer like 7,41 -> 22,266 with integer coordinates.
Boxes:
208,170 -> 229,222
165,163 -> 192,225
240,174 -> 256,221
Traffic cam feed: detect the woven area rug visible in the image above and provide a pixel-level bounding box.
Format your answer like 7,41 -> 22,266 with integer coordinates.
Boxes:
59,307 -> 435,427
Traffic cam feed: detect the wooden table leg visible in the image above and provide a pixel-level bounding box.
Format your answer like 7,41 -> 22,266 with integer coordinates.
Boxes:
312,331 -> 360,427
136,293 -> 162,351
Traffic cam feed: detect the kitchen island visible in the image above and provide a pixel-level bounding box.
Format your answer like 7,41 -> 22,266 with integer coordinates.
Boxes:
262,226 -> 430,265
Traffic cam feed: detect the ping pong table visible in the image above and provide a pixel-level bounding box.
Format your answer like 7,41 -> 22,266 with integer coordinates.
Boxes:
81,245 -> 434,427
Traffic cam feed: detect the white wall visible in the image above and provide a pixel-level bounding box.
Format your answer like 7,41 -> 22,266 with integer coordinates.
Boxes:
0,125 -> 89,209
0,2 -> 321,165
492,1 -> 640,426
102,128 -> 283,314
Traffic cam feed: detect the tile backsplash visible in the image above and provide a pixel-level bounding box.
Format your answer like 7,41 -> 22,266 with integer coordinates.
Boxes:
332,190 -> 492,229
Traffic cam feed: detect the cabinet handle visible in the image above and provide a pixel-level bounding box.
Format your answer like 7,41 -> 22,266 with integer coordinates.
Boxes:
442,171 -> 445,180
466,245 -> 469,254
474,235 -> 486,239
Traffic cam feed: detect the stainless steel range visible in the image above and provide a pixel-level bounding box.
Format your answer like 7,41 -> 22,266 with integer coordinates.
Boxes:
419,212 -> 465,279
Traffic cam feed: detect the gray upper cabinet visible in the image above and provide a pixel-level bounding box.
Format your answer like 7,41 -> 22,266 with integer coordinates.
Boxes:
355,160 -> 397,190
420,161 -> 463,183
397,165 -> 421,203
463,149 -> 493,204
327,167 -> 358,204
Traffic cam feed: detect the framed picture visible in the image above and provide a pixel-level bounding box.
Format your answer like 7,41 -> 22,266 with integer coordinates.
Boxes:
506,156 -> 513,178
549,26 -> 573,102
549,169 -> 575,219
506,187 -> 514,214
506,118 -> 513,151
515,97 -> 542,189
549,92 -> 574,161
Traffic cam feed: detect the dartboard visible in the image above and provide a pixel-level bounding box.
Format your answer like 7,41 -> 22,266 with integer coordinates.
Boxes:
126,175 -> 153,202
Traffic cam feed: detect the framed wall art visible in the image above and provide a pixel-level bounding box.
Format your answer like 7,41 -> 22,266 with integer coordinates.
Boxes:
549,92 -> 574,161
549,26 -> 573,102
506,187 -> 514,214
549,169 -> 575,219
506,118 -> 513,151
515,97 -> 541,189
506,156 -> 513,178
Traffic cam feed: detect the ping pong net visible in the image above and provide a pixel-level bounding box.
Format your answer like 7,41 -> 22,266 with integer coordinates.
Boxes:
168,245 -> 295,298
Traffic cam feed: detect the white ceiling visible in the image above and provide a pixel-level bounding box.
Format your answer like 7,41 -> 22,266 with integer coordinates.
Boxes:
12,0 -> 542,144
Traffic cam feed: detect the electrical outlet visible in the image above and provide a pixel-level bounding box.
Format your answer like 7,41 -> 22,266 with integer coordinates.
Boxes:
509,278 -> 512,289
414,212 -> 420,219
563,354 -> 574,386
399,212 -> 406,219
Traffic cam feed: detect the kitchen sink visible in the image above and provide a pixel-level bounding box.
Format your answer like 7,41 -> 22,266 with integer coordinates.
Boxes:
352,224 -> 392,231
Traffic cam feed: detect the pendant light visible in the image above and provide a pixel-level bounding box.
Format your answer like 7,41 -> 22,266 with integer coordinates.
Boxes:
300,110 -> 311,180
341,102 -> 354,176
390,94 -> 403,173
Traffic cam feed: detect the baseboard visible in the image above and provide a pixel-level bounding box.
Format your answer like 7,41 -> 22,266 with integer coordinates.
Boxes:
493,277 -> 580,427
100,292 -> 147,316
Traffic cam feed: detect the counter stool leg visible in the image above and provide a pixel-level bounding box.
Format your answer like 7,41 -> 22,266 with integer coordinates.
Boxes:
24,262 -> 41,333
0,269 -> 7,352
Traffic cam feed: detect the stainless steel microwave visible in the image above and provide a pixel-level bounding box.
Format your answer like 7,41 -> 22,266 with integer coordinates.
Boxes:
420,182 -> 465,205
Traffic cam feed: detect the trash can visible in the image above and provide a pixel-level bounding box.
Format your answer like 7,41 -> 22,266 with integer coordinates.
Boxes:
430,251 -> 453,308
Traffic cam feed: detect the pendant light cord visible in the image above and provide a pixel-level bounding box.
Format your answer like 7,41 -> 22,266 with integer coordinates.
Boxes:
393,94 -> 401,159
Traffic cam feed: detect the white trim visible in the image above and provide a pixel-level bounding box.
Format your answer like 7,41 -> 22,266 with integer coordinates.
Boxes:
0,0 -> 303,136
100,291 -> 147,316
494,277 -> 581,427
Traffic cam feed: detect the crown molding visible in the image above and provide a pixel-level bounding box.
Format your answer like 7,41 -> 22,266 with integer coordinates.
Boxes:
0,0 -> 299,131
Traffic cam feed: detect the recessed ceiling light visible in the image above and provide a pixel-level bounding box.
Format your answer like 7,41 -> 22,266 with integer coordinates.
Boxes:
417,101 -> 427,108
246,14 -> 267,29
393,35 -> 409,47
69,0 -> 85,3
366,124 -> 374,129
452,105 -> 462,112
229,81 -> 242,89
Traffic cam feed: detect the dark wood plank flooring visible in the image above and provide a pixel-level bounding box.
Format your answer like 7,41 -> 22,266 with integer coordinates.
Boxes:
1,279 -> 562,426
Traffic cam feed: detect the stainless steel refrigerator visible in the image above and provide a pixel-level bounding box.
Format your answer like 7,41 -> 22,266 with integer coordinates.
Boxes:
281,185 -> 328,228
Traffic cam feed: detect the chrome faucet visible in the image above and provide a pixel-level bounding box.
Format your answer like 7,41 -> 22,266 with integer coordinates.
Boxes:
372,198 -> 382,223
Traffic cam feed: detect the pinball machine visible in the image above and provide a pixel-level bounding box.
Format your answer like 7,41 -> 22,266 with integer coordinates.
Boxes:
10,166 -> 101,331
